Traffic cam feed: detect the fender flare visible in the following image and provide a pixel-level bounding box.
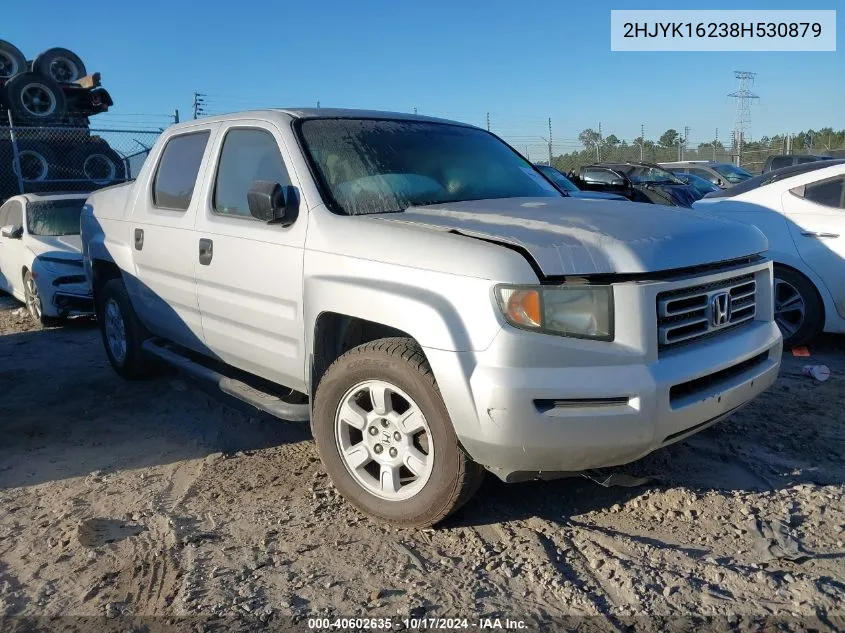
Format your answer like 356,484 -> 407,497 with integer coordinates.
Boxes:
304,274 -> 479,355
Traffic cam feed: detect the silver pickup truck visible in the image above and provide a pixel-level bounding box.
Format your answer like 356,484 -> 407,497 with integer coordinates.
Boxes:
81,109 -> 782,526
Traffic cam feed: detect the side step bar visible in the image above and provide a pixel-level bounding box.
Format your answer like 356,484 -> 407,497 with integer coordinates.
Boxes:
142,341 -> 310,422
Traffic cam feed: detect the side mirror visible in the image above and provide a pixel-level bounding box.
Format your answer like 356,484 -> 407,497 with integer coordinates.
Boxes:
716,178 -> 724,187
247,181 -> 299,226
609,178 -> 627,188
0,224 -> 22,239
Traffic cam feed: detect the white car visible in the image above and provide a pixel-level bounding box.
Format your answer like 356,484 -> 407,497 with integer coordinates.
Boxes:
694,160 -> 845,346
0,193 -> 93,325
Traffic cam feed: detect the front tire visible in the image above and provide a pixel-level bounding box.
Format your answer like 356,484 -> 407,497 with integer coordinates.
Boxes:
773,266 -> 823,347
312,338 -> 484,527
23,269 -> 58,327
98,278 -> 154,379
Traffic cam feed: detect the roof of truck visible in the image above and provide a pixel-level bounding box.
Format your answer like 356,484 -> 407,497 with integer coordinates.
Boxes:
169,108 -> 475,129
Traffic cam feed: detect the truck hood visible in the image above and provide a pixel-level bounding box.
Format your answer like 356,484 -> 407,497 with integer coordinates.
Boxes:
27,234 -> 83,259
369,197 -> 767,276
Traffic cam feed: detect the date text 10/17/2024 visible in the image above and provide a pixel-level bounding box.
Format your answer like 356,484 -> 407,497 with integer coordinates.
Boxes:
307,617 -> 527,630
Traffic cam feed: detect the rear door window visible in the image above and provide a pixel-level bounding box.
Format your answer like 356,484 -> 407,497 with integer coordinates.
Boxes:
769,156 -> 792,171
152,131 -> 211,210
793,176 -> 845,209
582,168 -> 618,184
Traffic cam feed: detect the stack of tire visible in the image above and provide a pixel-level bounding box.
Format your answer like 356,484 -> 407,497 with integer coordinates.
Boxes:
0,39 -> 125,202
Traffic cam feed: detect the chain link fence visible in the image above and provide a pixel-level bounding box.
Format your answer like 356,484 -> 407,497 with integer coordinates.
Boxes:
0,124 -> 161,203
503,137 -> 845,177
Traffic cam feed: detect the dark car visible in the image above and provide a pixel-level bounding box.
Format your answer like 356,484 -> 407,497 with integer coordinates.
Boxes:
668,171 -> 721,200
762,154 -> 835,173
570,162 -> 698,208
534,164 -> 628,201
660,160 -> 753,188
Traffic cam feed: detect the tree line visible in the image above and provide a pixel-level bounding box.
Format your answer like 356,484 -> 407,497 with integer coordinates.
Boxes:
547,127 -> 845,174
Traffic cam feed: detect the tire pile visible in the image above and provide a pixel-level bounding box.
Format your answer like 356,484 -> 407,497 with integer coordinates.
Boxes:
0,39 -> 126,201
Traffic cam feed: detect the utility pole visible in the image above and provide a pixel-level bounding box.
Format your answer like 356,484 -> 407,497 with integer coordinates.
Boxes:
597,122 -> 602,162
714,128 -> 718,160
192,92 -> 206,119
683,125 -> 690,161
173,109 -> 180,124
486,112 -> 490,132
640,124 -> 644,161
317,100 -> 320,108
548,117 -> 553,167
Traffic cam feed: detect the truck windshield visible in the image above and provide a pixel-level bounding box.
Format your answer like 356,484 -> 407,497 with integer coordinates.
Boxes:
26,199 -> 85,236
711,163 -> 753,184
298,118 -> 561,215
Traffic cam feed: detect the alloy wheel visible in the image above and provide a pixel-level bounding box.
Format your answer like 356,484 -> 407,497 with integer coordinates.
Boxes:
104,299 -> 128,365
335,379 -> 435,501
774,278 -> 806,339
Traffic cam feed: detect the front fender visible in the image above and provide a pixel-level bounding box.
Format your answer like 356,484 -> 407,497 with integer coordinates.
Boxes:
304,272 -> 502,354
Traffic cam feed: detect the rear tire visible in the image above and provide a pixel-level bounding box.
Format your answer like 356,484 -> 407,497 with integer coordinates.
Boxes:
32,47 -> 87,83
3,72 -> 67,124
67,139 -> 126,189
98,278 -> 154,379
0,40 -> 27,80
312,337 -> 484,527
773,266 -> 823,347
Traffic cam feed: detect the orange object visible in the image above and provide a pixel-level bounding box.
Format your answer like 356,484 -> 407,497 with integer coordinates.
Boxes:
791,346 -> 811,357
506,289 -> 541,327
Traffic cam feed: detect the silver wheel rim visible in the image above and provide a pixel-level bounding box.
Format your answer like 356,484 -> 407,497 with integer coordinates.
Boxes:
25,275 -> 41,321
104,299 -> 127,365
20,82 -> 57,117
774,278 -> 806,339
13,150 -> 49,181
335,379 -> 435,501
0,51 -> 20,79
49,57 -> 79,82
83,154 -> 117,184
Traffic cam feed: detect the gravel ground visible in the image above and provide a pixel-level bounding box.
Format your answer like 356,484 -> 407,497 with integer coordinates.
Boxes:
1,293 -> 844,632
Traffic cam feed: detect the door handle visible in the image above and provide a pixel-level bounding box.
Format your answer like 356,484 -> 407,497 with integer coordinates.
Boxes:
134,228 -> 144,250
801,231 -> 839,239
199,238 -> 213,265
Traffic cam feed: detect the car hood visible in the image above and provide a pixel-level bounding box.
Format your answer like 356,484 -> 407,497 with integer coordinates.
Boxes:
369,198 -> 768,276
27,234 -> 83,259
634,183 -> 698,208
568,191 -> 629,201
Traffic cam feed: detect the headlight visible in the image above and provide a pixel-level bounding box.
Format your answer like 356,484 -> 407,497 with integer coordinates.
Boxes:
495,284 -> 614,341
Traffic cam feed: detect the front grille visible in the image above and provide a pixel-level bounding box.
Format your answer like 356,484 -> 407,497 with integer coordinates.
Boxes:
669,352 -> 768,404
657,274 -> 756,349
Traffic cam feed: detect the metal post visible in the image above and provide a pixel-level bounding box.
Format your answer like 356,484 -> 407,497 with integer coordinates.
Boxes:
486,112 -> 490,132
548,118 -> 553,166
173,109 -> 180,124
640,124 -> 644,161
7,110 -> 24,195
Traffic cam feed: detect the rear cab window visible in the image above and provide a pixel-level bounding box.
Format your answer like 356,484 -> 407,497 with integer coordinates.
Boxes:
152,131 -> 211,210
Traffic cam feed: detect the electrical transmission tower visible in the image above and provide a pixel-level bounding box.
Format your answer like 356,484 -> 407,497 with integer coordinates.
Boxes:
728,71 -> 759,166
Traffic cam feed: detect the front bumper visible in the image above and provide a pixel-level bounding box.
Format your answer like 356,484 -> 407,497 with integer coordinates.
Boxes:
426,261 -> 783,481
32,261 -> 93,317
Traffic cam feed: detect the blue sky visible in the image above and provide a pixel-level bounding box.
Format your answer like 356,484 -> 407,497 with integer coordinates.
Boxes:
4,0 -> 842,149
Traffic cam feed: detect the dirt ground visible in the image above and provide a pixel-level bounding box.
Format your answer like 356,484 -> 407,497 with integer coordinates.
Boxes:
1,293 -> 844,632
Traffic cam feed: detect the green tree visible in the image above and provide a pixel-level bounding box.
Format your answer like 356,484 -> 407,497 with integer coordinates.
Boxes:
578,128 -> 601,150
659,129 -> 682,148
